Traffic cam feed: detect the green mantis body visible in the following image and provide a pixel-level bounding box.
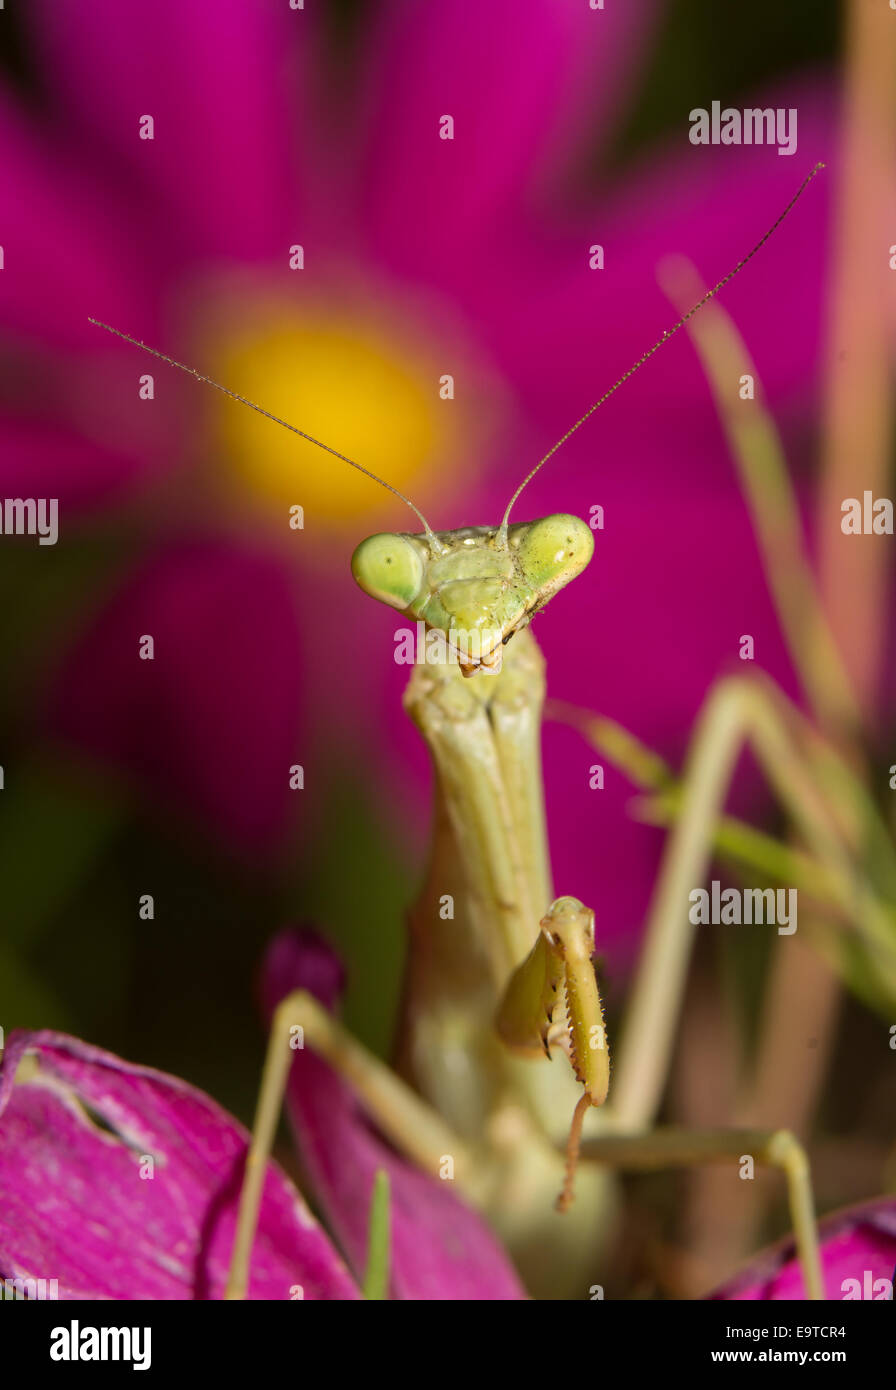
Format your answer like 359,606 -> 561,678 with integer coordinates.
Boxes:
89,166 -> 831,1300
353,514 -> 611,1216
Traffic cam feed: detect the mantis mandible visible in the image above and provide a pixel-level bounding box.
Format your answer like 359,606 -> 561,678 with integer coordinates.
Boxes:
89,163 -> 827,1301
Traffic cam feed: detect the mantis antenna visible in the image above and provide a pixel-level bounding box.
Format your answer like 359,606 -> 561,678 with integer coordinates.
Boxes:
86,317 -> 445,551
496,161 -> 826,544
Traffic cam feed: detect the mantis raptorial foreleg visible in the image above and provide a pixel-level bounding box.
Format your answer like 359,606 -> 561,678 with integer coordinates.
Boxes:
491,869 -> 823,1295
225,989 -> 472,1300
496,896 -> 610,1211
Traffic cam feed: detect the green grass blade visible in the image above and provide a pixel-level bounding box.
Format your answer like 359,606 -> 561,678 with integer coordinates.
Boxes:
362,1169 -> 391,1300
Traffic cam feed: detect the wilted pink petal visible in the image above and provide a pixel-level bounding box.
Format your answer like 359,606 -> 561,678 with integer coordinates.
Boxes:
262,929 -> 527,1300
0,1030 -> 359,1300
710,1198 -> 896,1301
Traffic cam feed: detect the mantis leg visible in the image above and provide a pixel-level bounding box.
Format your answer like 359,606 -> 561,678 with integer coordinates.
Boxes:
609,671 -> 876,1130
225,988 -> 471,1300
577,1126 -> 823,1300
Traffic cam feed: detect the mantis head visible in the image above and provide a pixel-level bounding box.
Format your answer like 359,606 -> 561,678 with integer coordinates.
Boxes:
351,514 -> 593,674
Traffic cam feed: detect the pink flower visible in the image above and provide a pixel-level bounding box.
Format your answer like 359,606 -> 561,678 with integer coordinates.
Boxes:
0,934 -> 524,1299
0,1 -> 850,960
0,1029 -> 358,1299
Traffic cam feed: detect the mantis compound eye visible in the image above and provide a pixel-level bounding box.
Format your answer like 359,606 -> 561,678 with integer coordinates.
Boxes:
351,532 -> 425,611
516,514 -> 594,597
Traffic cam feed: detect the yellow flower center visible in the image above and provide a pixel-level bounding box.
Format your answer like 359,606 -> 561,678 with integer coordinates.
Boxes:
200,296 -> 468,530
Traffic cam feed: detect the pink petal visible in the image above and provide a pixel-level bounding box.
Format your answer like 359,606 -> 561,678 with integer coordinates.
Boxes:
710,1198 -> 896,1300
484,81 -> 841,458
0,422 -> 153,513
47,539 -> 305,858
356,0 -> 655,280
0,1030 -> 359,1299
0,85 -> 162,349
24,0 -> 306,262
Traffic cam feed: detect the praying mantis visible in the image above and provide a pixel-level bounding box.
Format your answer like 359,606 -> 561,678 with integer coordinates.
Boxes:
88,164 -> 838,1301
